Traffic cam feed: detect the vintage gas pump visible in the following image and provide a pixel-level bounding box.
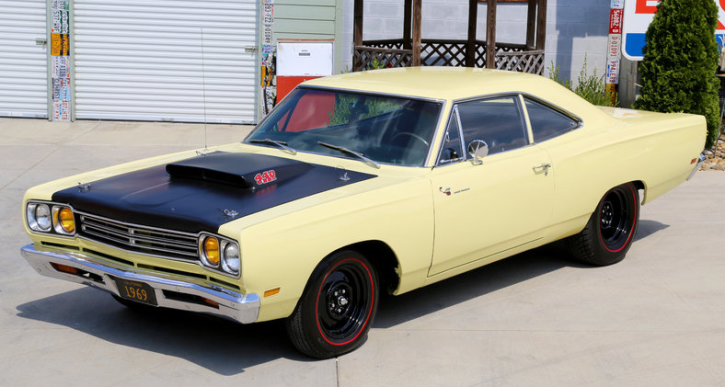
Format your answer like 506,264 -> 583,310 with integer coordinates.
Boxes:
276,40 -> 334,103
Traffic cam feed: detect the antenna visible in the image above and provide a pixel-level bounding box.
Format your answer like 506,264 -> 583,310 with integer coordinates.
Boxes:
200,28 -> 209,152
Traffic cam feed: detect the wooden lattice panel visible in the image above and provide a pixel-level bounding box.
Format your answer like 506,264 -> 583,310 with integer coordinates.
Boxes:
475,43 -> 487,68
494,50 -> 545,74
420,41 -> 467,67
353,42 -> 543,74
353,47 -> 414,71
364,41 -> 405,50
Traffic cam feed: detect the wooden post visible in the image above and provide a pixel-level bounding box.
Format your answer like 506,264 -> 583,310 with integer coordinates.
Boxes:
354,0 -> 363,47
485,0 -> 497,69
466,0 -> 478,67
536,0 -> 547,50
526,0 -> 536,50
412,0 -> 421,66
404,0 -> 413,49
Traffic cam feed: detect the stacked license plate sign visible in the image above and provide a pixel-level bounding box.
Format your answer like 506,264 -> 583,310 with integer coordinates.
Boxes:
606,1 -> 624,104
51,0 -> 71,121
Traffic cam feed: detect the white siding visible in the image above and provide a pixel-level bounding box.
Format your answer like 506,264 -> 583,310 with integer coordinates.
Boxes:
74,0 -> 258,123
0,0 -> 48,118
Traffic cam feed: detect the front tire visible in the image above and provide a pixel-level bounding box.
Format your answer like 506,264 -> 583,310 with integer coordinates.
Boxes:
286,251 -> 378,359
567,183 -> 640,266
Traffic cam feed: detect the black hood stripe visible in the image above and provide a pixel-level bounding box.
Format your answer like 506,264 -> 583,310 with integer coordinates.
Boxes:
52,153 -> 376,233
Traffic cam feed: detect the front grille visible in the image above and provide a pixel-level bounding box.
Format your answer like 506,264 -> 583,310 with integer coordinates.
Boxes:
78,213 -> 199,261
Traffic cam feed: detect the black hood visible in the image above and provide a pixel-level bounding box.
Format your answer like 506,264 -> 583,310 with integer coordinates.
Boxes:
52,152 -> 376,233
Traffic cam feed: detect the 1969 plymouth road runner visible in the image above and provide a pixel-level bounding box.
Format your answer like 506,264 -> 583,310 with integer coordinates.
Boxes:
21,67 -> 706,358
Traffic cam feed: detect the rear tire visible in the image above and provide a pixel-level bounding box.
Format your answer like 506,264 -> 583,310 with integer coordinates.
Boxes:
567,183 -> 640,266
286,251 -> 378,359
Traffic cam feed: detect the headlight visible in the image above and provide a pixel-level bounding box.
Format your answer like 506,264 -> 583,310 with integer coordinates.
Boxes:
28,203 -> 52,232
200,234 -> 240,276
26,202 -> 75,236
222,242 -> 240,275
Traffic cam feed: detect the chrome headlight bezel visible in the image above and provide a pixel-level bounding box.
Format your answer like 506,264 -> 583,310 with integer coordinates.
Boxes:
26,201 -> 76,237
199,233 -> 241,277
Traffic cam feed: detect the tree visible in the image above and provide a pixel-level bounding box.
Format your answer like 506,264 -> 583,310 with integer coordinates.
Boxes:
633,0 -> 720,148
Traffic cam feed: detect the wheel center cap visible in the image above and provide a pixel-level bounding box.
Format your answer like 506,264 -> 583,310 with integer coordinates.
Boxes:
328,287 -> 351,318
601,201 -> 614,229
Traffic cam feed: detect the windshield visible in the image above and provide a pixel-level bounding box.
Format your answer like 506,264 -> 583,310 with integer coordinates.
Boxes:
245,88 -> 442,166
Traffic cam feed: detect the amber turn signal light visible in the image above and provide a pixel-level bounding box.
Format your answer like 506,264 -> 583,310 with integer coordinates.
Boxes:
204,237 -> 220,266
51,262 -> 79,275
58,207 -> 75,233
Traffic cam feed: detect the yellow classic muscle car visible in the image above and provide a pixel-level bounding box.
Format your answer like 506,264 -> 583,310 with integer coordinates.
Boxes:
20,67 -> 706,359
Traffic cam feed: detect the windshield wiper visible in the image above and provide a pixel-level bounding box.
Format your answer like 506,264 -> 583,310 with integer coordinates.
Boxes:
249,139 -> 297,155
318,141 -> 381,169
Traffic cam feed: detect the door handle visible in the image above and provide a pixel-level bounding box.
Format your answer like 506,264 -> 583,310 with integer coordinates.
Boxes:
533,163 -> 552,176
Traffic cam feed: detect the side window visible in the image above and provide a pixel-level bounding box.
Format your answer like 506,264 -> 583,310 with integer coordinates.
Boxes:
524,98 -> 580,142
456,96 -> 528,156
438,108 -> 464,165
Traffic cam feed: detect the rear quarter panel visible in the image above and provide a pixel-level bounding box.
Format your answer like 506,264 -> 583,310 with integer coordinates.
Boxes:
538,108 -> 706,240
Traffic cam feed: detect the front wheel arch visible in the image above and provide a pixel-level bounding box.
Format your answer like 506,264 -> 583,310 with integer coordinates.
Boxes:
342,241 -> 400,294
294,241 -> 399,301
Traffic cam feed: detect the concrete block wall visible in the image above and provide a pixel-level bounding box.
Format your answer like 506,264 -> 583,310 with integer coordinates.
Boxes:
341,0 -> 355,72
340,0 -> 610,86
546,0 -> 610,85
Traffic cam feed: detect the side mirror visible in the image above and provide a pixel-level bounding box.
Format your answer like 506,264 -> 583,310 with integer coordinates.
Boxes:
468,140 -> 489,165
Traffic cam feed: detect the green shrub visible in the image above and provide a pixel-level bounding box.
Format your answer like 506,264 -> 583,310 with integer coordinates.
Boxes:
548,58 -> 618,107
633,0 -> 720,148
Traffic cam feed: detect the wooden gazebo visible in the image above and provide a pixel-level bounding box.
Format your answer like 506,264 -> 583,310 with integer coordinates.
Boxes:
353,0 -> 547,74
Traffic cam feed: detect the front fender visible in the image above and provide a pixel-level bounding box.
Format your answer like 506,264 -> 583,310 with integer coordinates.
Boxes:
230,178 -> 434,322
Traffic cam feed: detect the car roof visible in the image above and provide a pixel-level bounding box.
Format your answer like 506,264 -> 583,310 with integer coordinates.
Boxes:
301,67 -> 555,101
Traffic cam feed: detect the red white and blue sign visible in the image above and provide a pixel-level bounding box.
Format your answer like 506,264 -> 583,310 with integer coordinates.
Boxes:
622,0 -> 725,60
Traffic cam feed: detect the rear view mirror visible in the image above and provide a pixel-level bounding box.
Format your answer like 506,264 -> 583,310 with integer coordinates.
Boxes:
468,140 -> 489,165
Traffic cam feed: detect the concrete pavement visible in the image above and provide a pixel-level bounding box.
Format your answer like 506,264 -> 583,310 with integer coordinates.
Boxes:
1,117 -> 725,387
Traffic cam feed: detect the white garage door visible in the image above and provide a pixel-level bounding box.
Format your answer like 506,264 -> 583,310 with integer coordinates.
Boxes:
0,0 -> 48,118
74,0 -> 258,124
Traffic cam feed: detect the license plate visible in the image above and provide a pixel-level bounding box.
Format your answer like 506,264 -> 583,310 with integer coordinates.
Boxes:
114,278 -> 158,306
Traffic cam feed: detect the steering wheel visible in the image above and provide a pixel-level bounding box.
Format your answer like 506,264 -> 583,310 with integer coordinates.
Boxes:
391,132 -> 430,147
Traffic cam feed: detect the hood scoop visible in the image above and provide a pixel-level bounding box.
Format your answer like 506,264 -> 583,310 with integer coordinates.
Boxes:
166,152 -> 314,188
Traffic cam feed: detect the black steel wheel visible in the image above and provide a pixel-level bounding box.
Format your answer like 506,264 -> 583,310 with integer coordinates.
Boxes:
567,183 -> 640,266
286,251 -> 378,359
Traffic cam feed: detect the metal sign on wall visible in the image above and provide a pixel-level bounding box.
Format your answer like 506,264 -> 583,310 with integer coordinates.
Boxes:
606,0 -> 624,103
622,0 -> 725,60
50,0 -> 72,121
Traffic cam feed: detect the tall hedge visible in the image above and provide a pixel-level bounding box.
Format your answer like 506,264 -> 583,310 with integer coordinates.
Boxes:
633,0 -> 720,148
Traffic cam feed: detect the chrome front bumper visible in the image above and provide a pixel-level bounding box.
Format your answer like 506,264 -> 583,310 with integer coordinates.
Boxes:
21,244 -> 260,324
